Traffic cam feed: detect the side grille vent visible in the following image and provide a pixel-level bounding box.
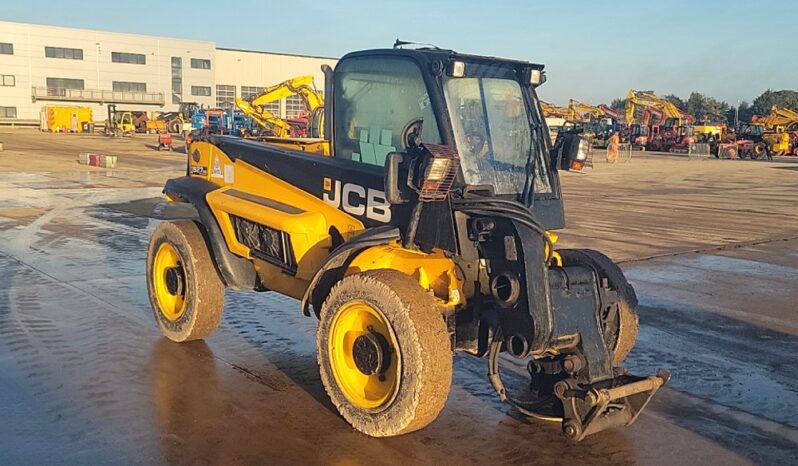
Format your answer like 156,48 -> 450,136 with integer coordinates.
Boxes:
231,215 -> 296,273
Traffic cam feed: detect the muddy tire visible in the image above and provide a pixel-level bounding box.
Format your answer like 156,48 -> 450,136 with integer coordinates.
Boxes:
558,249 -> 639,365
146,221 -> 225,342
317,270 -> 452,437
751,142 -> 768,160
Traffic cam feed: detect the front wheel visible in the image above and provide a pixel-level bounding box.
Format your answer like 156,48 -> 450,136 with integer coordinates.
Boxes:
146,221 -> 225,342
317,270 -> 452,437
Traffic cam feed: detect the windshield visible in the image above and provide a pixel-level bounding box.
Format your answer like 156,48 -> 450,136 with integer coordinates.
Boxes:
444,75 -> 551,196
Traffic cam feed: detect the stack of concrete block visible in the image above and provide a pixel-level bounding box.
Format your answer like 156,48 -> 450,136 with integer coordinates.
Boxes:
78,153 -> 118,168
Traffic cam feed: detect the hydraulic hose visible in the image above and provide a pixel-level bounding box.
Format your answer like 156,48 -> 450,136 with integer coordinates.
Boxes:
487,328 -> 562,422
452,198 -> 554,260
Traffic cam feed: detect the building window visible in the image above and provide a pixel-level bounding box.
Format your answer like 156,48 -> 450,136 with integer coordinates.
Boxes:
171,57 -> 182,104
113,81 -> 147,93
240,86 -> 260,100
190,58 -> 211,70
0,107 -> 17,118
265,101 -> 281,117
112,52 -> 146,65
1,75 -> 14,86
216,85 -> 235,108
46,77 -> 85,96
285,95 -> 306,119
0,43 -> 12,55
191,86 -> 211,97
45,46 -> 83,60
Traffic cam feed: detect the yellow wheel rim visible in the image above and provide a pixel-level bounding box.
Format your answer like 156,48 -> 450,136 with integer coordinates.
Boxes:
328,300 -> 400,411
152,242 -> 187,321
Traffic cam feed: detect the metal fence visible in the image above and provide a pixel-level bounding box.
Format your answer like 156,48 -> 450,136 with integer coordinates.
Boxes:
32,87 -> 165,106
717,142 -> 753,159
605,142 -> 632,163
688,143 -> 712,160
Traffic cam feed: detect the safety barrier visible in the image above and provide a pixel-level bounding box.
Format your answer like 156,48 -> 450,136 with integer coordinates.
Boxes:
688,143 -> 711,160
605,143 -> 632,163
719,141 -> 754,159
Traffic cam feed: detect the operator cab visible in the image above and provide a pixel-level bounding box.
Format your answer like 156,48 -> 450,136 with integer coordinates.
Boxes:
326,47 -> 587,232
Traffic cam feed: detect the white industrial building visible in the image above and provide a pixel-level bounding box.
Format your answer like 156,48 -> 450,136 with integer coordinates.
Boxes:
0,20 -> 337,123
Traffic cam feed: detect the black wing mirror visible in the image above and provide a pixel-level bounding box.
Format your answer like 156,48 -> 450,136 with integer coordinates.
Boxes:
384,152 -> 406,204
551,132 -> 590,171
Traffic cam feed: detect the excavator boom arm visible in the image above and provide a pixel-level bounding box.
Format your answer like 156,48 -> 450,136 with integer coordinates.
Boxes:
235,75 -> 325,137
625,90 -> 694,126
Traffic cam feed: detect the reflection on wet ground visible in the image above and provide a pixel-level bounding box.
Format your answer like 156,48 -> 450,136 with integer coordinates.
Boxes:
0,166 -> 796,465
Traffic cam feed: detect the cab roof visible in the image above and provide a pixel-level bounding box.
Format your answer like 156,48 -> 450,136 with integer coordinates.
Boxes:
340,47 -> 545,71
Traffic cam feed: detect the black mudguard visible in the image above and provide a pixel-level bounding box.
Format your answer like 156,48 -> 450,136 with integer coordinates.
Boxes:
299,225 -> 401,317
162,176 -> 258,291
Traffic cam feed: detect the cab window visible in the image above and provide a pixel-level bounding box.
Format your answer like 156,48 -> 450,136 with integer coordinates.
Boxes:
333,57 -> 441,167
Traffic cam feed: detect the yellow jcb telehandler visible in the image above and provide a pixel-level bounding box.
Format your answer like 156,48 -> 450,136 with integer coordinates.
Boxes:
147,45 -> 669,441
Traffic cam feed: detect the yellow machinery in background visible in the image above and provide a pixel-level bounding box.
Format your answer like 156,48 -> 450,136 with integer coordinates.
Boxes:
566,99 -> 604,122
235,75 -> 325,138
105,104 -> 135,136
625,90 -> 693,128
755,106 -> 798,132
540,101 -> 574,143
742,106 -> 798,157
625,90 -> 726,144
540,101 -> 570,119
41,106 -> 93,133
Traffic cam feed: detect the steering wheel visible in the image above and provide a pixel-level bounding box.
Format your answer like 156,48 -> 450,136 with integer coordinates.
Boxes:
401,118 -> 424,150
465,132 -> 487,155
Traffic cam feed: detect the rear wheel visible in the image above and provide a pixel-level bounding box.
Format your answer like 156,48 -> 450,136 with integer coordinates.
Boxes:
146,221 -> 225,342
751,142 -> 768,160
317,270 -> 452,437
558,249 -> 639,365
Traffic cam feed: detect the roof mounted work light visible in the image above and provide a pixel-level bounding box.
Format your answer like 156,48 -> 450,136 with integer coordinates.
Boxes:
447,60 -> 466,78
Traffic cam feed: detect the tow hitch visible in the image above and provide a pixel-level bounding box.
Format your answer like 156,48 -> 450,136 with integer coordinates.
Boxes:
556,369 -> 671,441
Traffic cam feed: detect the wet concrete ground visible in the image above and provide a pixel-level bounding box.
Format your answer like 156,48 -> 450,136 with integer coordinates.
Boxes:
0,130 -> 796,465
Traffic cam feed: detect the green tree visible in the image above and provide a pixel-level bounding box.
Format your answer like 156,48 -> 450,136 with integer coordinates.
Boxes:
663,94 -> 686,111
685,92 -> 730,123
610,97 -> 626,112
751,90 -> 798,117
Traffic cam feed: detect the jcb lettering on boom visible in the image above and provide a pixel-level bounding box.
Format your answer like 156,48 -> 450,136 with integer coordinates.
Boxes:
322,178 -> 391,223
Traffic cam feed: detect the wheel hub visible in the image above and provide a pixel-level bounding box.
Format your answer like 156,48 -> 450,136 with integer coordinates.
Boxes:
152,242 -> 187,322
164,266 -> 184,296
352,330 -> 391,376
328,300 -> 400,410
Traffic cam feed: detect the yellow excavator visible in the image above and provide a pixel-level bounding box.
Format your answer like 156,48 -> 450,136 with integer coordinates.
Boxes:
235,75 -> 325,139
754,106 -> 798,131
567,99 -> 604,122
540,101 -> 570,119
624,90 -> 692,128
625,90 -> 727,150
566,100 -> 624,148
540,101 -> 575,143
742,106 -> 798,157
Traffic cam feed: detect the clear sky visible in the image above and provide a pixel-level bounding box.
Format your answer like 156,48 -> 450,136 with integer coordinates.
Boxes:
3,0 -> 794,106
